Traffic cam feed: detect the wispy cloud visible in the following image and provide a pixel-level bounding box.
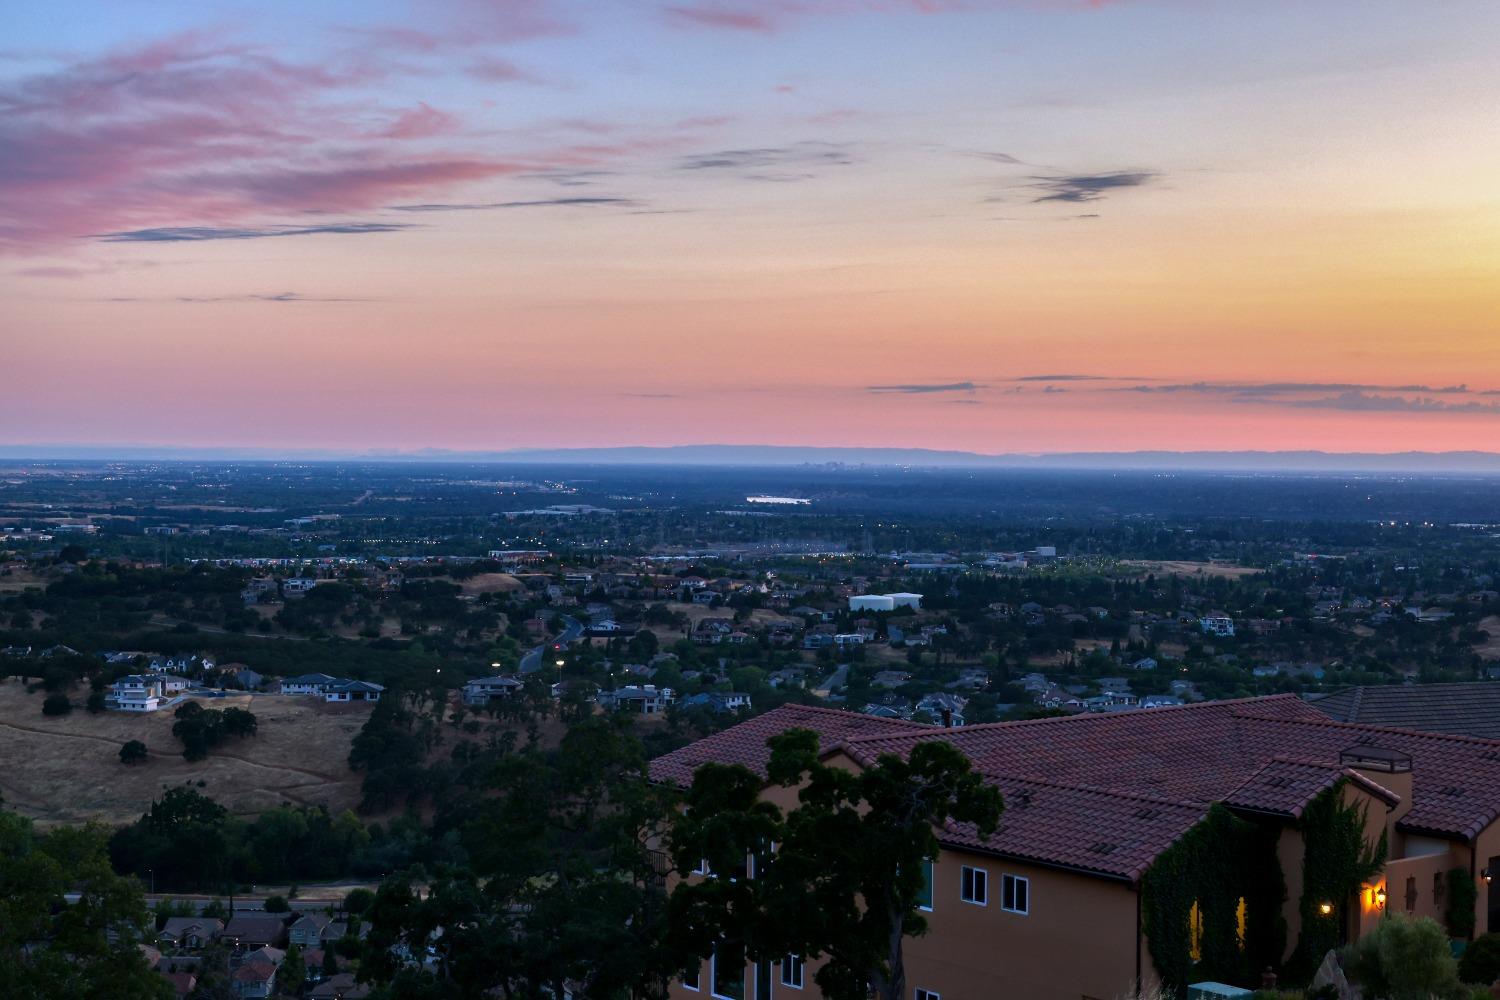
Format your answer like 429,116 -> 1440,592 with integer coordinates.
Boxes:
1012,374 -> 1110,382
378,102 -> 461,140
664,1 -> 971,34
105,291 -> 369,303
1030,171 -> 1155,203
867,381 -> 980,394
678,141 -> 857,181
389,197 -> 636,212
96,223 -> 414,243
1127,381 -> 1471,395
1285,391 -> 1500,414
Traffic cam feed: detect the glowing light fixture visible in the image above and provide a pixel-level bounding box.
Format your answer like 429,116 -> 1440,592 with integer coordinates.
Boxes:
1375,886 -> 1387,908
1318,901 -> 1334,916
1484,868 -> 1494,885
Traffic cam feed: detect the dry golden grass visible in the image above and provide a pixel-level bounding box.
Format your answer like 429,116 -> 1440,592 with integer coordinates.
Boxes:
1475,616 -> 1500,661
460,573 -> 524,595
0,569 -> 50,593
1120,559 -> 1262,579
0,679 -> 369,827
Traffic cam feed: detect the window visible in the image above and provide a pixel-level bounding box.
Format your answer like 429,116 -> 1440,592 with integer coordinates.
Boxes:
711,942 -> 745,1000
693,858 -> 712,876
960,865 -> 988,905
1188,900 -> 1203,963
682,965 -> 701,992
1001,874 -> 1029,915
916,859 -> 934,911
781,955 -> 804,989
915,989 -> 941,1000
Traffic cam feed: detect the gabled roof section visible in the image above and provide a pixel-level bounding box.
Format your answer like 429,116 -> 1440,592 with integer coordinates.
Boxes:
1222,757 -> 1400,819
940,774 -> 1207,882
1309,683 -> 1500,740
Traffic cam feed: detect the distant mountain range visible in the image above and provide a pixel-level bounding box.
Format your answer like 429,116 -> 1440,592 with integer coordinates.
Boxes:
6,442 -> 1500,473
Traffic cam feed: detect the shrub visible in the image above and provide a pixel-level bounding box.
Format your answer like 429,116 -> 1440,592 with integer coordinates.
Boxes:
42,693 -> 72,716
119,740 -> 148,765
264,895 -> 289,913
1459,932 -> 1500,986
86,690 -> 106,714
1343,912 -> 1463,1000
1449,867 -> 1479,939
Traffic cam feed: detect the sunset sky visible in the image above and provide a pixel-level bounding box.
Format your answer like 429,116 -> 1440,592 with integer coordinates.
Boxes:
5,0 -> 1499,455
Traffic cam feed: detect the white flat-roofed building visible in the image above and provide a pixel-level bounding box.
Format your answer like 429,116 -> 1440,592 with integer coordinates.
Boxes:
849,595 -> 896,612
849,592 -> 923,612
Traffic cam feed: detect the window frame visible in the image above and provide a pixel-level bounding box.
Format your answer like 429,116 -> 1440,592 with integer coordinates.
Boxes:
1001,873 -> 1030,915
916,858 -> 935,912
710,942 -> 745,1000
682,964 -> 702,992
959,865 -> 988,906
915,989 -> 942,1000
780,954 -> 804,989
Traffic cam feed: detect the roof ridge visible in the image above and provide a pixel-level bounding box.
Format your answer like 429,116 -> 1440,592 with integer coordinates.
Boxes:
835,693 -> 1308,744
983,771 -> 1207,811
770,701 -> 930,728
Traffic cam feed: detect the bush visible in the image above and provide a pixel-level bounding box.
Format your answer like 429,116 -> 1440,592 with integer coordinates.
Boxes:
1449,867 -> 1479,939
119,740 -> 148,765
42,693 -> 72,716
1343,912 -> 1463,1000
86,690 -> 106,714
264,895 -> 289,913
1459,932 -> 1500,986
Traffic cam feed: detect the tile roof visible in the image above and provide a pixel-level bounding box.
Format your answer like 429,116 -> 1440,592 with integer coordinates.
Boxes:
648,703 -> 924,786
939,775 -> 1207,881
655,694 -> 1500,882
1309,683 -> 1500,740
231,959 -> 276,984
1221,758 -> 1398,818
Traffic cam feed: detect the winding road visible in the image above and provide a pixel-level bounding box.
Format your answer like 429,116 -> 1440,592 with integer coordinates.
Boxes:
519,615 -> 583,673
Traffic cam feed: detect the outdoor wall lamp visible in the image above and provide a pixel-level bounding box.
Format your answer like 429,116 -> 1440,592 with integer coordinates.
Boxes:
1318,901 -> 1334,916
1484,867 -> 1494,885
1375,886 -> 1387,908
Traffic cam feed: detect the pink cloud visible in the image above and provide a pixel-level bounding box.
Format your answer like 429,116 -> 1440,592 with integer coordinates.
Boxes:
664,0 -> 1108,33
0,35 -> 541,253
665,5 -> 778,31
466,56 -> 535,82
379,103 -> 462,139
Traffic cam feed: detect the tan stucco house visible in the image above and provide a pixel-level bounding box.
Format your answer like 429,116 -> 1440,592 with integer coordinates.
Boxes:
650,696 -> 1500,1000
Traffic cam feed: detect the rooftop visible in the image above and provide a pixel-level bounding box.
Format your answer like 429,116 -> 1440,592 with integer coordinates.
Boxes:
650,694 -> 1500,881
1309,682 -> 1500,740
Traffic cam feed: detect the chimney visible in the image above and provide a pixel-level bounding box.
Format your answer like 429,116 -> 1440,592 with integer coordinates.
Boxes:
941,707 -> 953,728
1339,744 -> 1414,824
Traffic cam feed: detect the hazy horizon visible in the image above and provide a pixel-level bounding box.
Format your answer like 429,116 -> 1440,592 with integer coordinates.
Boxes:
9,441 -> 1500,474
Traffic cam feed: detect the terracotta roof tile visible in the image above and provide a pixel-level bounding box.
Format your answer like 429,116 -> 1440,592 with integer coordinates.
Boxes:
1310,683 -> 1500,739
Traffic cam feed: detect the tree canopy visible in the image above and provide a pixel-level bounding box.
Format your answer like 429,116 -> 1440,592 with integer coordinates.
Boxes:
668,728 -> 1003,1000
